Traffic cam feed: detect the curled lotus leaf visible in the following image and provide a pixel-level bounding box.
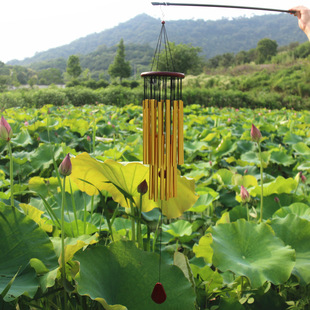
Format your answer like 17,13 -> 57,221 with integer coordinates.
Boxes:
71,153 -> 198,219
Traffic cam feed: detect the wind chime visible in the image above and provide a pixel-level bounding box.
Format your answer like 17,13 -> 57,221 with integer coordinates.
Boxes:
141,21 -> 185,203
141,20 -> 185,305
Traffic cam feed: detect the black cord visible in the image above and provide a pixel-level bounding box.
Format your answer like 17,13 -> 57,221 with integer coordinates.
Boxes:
152,2 -> 296,14
158,200 -> 163,282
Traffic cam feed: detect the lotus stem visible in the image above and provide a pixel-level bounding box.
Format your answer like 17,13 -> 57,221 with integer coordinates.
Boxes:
258,143 -> 264,222
61,176 -> 67,306
8,142 -> 14,207
130,200 -> 136,243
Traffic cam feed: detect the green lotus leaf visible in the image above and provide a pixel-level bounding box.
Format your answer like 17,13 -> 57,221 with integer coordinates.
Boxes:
193,233 -> 213,264
240,151 -> 270,168
19,203 -> 53,233
71,153 -> 198,219
187,190 -> 219,212
273,203 -> 310,220
74,241 -> 196,310
270,214 -> 310,284
292,142 -> 310,155
51,234 -> 98,266
190,264 -> 223,295
12,151 -> 31,165
214,138 -> 237,157
283,132 -> 303,145
232,174 -> 258,188
163,220 -> 192,238
211,219 -> 295,288
249,176 -> 297,197
29,144 -> 63,174
11,130 -> 33,147
0,205 -> 58,301
270,151 -> 295,166
218,298 -> 245,310
297,161 -> 310,170
173,252 -> 195,287
29,176 -> 60,197
213,169 -> 233,186
236,140 -> 256,153
63,118 -> 90,136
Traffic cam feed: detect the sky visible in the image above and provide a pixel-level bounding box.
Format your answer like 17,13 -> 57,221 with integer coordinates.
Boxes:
0,0 -> 305,63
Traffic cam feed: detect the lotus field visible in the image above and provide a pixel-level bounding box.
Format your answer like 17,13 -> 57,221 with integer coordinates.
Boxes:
2,103 -> 310,310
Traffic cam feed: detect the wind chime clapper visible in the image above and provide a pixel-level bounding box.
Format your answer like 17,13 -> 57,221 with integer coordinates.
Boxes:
141,71 -> 185,202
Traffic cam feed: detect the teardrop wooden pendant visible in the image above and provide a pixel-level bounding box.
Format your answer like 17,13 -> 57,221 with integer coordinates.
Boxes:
151,282 -> 167,304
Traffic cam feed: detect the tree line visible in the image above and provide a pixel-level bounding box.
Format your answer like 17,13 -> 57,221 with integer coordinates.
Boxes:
1,38 -> 310,92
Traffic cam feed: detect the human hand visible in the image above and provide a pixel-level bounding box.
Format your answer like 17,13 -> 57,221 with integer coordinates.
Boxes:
290,6 -> 310,40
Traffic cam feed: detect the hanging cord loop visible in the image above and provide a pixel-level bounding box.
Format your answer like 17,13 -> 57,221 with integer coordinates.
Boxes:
151,21 -> 175,72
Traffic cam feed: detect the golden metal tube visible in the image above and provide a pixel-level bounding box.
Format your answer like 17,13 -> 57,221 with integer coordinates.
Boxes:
173,166 -> 177,197
160,167 -> 165,200
144,99 -> 151,164
143,100 -> 147,163
165,100 -> 171,199
154,135 -> 158,201
149,164 -> 154,200
172,100 -> 178,166
150,99 -> 156,165
178,100 -> 184,164
158,100 -> 163,169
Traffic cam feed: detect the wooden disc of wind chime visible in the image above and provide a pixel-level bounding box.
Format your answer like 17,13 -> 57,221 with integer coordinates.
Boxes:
141,21 -> 185,203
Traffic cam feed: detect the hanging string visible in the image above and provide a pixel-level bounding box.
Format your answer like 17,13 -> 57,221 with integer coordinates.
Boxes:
150,21 -> 175,72
158,200 -> 163,282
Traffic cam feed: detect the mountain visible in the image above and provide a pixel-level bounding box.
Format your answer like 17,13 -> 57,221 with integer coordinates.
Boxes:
7,13 -> 307,66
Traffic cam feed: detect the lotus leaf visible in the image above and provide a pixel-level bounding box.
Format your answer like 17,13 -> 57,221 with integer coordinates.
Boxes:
0,205 -> 58,301
211,219 -> 295,288
292,142 -> 310,155
271,214 -> 310,284
249,176 -> 297,197
74,241 -> 196,310
71,153 -> 198,219
193,233 -> 213,264
270,151 -> 295,166
273,203 -> 310,220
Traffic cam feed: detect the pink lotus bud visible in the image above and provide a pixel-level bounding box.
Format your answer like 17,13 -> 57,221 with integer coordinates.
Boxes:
244,169 -> 248,175
299,172 -> 307,183
274,197 -> 280,203
151,282 -> 166,304
0,116 -> 13,142
227,118 -> 231,122
58,153 -> 72,176
240,185 -> 250,203
137,179 -> 148,195
24,121 -> 29,126
87,135 -> 91,142
108,121 -> 111,125
251,124 -> 262,143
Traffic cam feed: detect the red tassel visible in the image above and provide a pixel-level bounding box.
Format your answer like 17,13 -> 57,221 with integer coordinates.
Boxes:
151,282 -> 167,304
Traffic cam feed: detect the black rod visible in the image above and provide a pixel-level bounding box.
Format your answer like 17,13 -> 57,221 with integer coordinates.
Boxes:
151,2 -> 296,14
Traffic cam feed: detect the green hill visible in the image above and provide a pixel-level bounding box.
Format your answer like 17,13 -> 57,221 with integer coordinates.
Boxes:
7,13 -> 307,67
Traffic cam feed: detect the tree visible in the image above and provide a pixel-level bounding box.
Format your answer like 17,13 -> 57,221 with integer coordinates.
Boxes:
38,68 -> 63,85
108,39 -> 131,82
66,55 -> 82,79
157,42 -> 204,75
256,38 -> 278,64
